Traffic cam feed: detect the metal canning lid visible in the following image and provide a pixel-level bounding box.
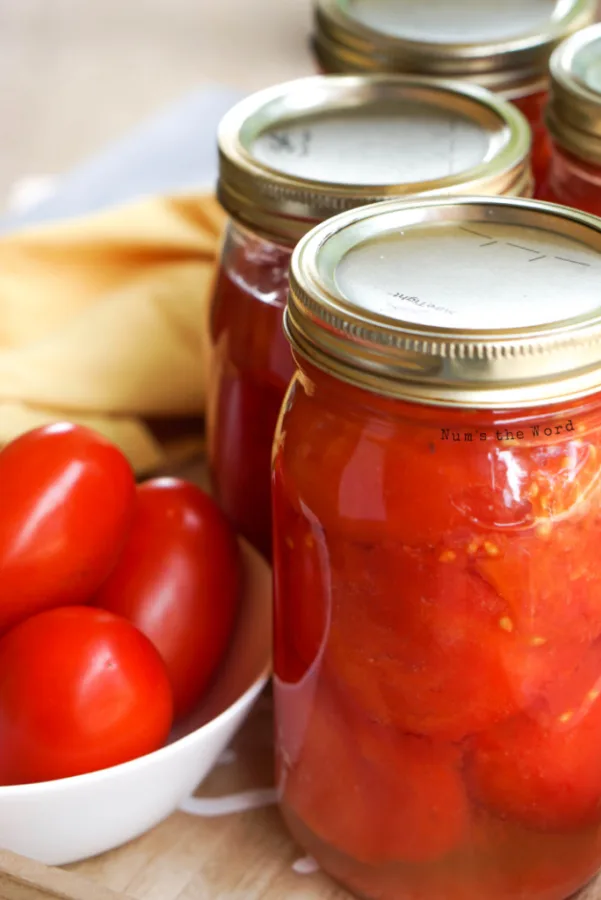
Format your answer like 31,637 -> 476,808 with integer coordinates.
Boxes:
546,24 -> 601,165
313,0 -> 597,98
286,196 -> 601,409
217,75 -> 532,246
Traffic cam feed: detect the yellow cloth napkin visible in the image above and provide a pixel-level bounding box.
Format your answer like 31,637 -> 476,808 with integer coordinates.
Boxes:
0,193 -> 227,473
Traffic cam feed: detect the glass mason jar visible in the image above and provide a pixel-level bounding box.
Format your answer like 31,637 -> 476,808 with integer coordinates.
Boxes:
273,195 -> 601,900
538,24 -> 601,214
207,75 -> 532,560
312,0 -> 597,188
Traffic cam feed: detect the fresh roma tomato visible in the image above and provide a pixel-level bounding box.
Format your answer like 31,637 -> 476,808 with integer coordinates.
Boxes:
466,681 -> 601,832
0,606 -> 173,785
95,478 -> 241,720
0,423 -> 135,636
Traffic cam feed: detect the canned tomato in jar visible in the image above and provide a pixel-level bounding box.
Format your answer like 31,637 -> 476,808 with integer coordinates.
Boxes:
312,0 -> 597,187
273,195 -> 601,900
540,24 -> 601,214
208,75 -> 532,560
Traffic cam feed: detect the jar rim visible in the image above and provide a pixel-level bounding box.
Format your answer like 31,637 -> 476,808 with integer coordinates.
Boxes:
313,0 -> 597,95
546,23 -> 601,166
217,74 -> 532,246
286,195 -> 601,410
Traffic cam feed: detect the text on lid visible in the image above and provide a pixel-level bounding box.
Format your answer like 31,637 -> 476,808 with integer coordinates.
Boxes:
285,197 -> 601,408
252,106 -> 491,186
335,221 -> 600,330
217,76 -> 531,245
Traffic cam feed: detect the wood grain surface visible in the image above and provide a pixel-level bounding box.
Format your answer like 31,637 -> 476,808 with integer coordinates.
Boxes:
60,693 -> 601,900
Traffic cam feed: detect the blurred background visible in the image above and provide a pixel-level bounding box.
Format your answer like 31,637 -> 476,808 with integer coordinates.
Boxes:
2,0 -> 601,212
0,0 -> 313,208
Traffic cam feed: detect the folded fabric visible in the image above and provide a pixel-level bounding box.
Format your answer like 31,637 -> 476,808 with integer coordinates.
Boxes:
0,192 -> 227,473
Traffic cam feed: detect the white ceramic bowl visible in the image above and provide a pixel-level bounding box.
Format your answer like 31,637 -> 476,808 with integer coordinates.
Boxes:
0,539 -> 272,866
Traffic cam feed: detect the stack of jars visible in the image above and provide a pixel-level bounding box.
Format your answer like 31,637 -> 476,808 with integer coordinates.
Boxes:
205,3 -> 601,899
540,22 -> 601,212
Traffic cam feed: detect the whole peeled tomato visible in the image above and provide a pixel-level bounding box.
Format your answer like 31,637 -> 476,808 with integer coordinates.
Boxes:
281,677 -> 468,865
95,478 -> 241,720
0,606 -> 173,785
466,692 -> 601,832
0,423 -> 136,635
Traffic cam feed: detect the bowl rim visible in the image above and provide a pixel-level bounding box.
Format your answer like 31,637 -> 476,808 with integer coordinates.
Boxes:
0,665 -> 271,798
0,533 -> 273,799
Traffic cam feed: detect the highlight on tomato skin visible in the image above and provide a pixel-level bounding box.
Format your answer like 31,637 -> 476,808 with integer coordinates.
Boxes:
95,478 -> 241,721
0,423 -> 136,637
0,606 -> 173,786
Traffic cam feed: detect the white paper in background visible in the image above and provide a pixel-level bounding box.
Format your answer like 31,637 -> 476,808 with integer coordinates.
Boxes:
0,84 -> 244,234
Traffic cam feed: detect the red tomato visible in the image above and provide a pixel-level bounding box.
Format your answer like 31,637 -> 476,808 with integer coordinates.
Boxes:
467,691 -> 601,832
276,383 -> 494,548
0,423 -> 135,636
281,677 -> 383,864
323,540 -> 518,740
356,712 -> 469,863
95,478 -> 241,720
475,526 -> 601,646
281,676 -> 468,865
0,606 -> 173,785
